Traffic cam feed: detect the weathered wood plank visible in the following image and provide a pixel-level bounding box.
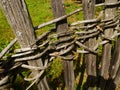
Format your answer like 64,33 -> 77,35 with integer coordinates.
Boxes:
99,0 -> 117,89
51,0 -> 75,90
0,0 -> 49,90
107,41 -> 120,89
82,0 -> 96,90
113,66 -> 120,89
110,37 -> 120,79
109,34 -> 120,89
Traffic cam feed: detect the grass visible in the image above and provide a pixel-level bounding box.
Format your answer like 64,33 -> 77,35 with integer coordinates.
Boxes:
0,0 -> 83,52
0,7 -> 14,51
0,0 -> 118,89
0,0 -> 111,90
0,0 -> 83,89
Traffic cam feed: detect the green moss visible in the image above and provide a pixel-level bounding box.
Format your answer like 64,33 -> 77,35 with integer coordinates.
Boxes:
46,58 -> 63,80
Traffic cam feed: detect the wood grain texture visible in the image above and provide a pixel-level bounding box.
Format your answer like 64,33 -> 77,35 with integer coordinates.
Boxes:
110,37 -> 120,89
51,0 -> 75,90
99,0 -> 117,89
82,0 -> 96,90
0,0 -> 49,90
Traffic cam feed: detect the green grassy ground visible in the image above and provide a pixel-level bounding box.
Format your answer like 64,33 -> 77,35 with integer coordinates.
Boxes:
0,0 -> 83,89
0,7 -> 14,51
0,0 -> 105,89
0,0 -> 82,52
0,0 -> 106,90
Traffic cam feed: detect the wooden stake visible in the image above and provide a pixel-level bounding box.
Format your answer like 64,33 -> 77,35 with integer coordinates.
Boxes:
99,0 -> 117,89
51,0 -> 75,90
0,0 -> 49,90
82,0 -> 97,90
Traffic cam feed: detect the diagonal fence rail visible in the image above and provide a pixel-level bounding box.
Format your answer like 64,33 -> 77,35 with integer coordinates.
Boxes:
0,0 -> 120,90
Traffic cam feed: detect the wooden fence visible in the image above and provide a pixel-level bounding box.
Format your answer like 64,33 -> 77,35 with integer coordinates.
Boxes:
0,0 -> 120,90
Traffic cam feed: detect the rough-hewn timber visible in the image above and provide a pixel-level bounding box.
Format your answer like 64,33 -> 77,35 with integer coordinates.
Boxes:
0,0 -> 49,90
82,0 -> 96,90
51,0 -> 75,90
99,0 -> 117,89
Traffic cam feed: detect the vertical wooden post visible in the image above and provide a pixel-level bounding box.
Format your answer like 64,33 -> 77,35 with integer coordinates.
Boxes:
99,0 -> 117,89
110,37 -> 120,79
0,0 -> 49,90
82,0 -> 96,90
108,37 -> 120,89
51,0 -> 75,90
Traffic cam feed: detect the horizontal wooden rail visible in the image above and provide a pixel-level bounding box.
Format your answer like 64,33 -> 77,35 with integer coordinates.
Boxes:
0,1 -> 120,90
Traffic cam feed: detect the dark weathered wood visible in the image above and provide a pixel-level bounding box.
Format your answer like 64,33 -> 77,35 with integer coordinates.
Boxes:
82,0 -> 96,90
108,37 -> 120,89
99,0 -> 117,89
109,37 -> 120,79
75,41 -> 97,54
0,0 -> 49,90
51,0 -> 75,90
113,66 -> 120,89
0,76 -> 12,90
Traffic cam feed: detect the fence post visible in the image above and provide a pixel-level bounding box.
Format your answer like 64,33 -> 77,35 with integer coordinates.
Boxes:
82,0 -> 96,90
108,38 -> 120,89
99,0 -> 117,89
0,0 -> 49,90
51,0 -> 75,90
109,3 -> 120,89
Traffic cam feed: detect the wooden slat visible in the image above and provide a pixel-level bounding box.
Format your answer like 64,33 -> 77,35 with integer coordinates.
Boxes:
99,0 -> 117,89
51,0 -> 75,90
109,37 -> 120,89
82,0 -> 96,90
0,0 -> 49,90
110,38 -> 120,79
